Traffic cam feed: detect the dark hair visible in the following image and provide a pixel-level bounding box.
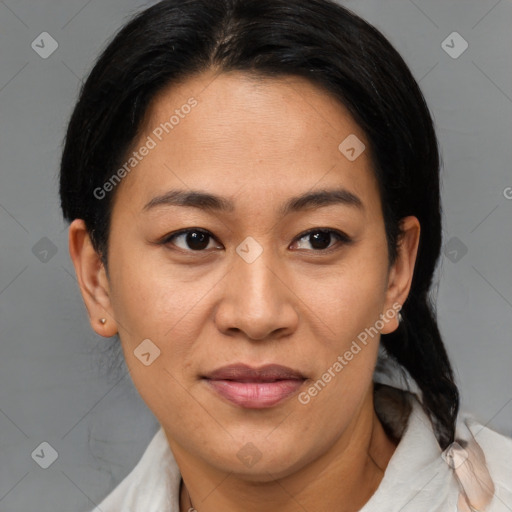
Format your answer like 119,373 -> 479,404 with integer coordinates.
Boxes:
59,0 -> 459,448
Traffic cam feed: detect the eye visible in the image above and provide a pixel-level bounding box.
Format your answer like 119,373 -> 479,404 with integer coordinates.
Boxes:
161,229 -> 222,252
160,227 -> 351,254
291,228 -> 352,251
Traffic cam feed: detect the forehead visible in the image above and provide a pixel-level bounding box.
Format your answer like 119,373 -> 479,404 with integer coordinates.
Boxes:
112,70 -> 381,217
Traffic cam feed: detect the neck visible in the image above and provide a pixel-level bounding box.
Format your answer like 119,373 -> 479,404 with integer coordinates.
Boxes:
176,389 -> 397,512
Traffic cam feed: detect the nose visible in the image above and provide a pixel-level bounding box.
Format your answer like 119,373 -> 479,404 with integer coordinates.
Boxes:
214,244 -> 299,341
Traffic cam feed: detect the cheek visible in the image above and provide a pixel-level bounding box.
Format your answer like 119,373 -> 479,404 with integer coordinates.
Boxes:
107,252 -> 205,413
294,264 -> 388,419
107,248 -> 229,396
305,255 -> 389,348
303,280 -> 385,404
108,244 -> 202,338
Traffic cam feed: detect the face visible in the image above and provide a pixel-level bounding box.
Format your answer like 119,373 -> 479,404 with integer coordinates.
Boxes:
70,70 -> 419,482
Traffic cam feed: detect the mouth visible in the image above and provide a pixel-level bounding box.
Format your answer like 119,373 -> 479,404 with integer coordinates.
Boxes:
202,364 -> 306,409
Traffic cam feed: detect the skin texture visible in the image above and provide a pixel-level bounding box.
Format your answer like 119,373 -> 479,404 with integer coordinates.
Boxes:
69,70 -> 420,512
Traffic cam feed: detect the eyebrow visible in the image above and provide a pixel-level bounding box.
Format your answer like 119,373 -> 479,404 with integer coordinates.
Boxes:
142,187 -> 364,215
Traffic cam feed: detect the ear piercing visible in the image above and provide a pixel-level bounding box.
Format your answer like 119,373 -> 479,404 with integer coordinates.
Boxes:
99,318 -> 107,325
398,312 -> 403,324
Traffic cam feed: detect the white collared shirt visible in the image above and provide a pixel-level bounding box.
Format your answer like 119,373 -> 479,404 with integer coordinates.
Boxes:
91,364 -> 512,511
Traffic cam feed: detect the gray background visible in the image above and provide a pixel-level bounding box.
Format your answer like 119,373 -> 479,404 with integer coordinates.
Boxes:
0,0 -> 511,510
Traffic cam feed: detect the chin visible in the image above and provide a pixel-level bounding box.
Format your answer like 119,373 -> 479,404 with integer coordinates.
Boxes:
198,429 -> 317,481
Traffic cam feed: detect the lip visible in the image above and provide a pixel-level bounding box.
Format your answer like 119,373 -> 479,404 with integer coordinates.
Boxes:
202,364 -> 306,409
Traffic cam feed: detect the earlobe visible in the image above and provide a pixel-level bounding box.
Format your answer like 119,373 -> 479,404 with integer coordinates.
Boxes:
68,219 -> 118,337
380,216 -> 421,335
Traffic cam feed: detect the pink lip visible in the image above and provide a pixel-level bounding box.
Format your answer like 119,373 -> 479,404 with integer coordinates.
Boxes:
203,364 -> 306,409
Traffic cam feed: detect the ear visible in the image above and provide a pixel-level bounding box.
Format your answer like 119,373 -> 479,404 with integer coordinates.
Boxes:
68,219 -> 118,337
380,216 -> 421,334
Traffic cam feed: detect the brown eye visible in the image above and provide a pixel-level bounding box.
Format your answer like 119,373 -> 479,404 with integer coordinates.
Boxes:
293,229 -> 351,251
163,229 -> 221,251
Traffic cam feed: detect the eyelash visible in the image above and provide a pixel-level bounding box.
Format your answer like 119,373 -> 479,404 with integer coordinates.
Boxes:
159,227 -> 352,254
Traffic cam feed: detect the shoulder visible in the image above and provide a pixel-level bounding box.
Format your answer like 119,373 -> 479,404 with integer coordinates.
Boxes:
91,427 -> 181,512
449,410 -> 512,511
373,382 -> 512,511
457,411 -> 512,483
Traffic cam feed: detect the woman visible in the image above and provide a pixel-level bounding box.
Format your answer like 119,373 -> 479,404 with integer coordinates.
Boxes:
59,0 -> 512,510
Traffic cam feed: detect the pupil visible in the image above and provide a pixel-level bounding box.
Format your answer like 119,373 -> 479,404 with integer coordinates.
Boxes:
187,231 -> 209,250
310,231 -> 330,250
